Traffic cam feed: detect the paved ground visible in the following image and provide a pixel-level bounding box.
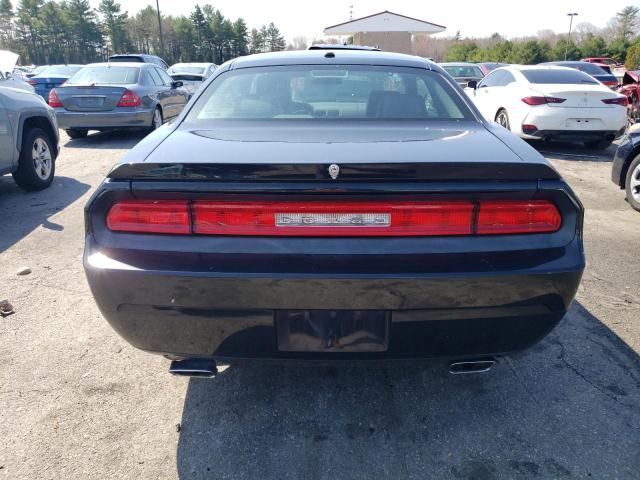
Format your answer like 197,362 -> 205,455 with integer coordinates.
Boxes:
1,132 -> 639,480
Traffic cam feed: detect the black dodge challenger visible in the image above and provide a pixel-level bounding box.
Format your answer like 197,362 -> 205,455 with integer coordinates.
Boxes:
84,50 -> 585,376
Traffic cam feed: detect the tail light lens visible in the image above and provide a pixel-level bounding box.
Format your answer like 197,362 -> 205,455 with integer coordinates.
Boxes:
28,79 -> 37,86
48,89 -> 63,107
602,96 -> 628,106
603,80 -> 619,87
476,201 -> 562,235
106,200 -> 562,237
106,200 -> 190,234
117,89 -> 142,107
522,124 -> 538,135
521,96 -> 566,105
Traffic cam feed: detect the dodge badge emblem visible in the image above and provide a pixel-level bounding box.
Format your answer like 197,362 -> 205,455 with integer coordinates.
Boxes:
328,164 -> 340,180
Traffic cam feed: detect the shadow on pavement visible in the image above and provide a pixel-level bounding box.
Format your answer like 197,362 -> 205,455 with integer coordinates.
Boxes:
176,302 -> 639,480
62,130 -> 148,150
527,139 -> 616,163
0,175 -> 90,253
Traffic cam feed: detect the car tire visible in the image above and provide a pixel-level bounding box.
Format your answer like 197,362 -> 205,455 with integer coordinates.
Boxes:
625,154 -> 640,212
12,127 -> 56,191
66,129 -> 88,139
495,109 -> 510,130
150,107 -> 163,132
584,139 -> 613,150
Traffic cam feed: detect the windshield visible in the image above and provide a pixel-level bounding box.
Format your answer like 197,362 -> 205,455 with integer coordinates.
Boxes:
66,66 -> 140,85
187,65 -> 473,121
169,65 -> 206,75
521,69 -> 599,85
442,65 -> 484,78
39,65 -> 82,77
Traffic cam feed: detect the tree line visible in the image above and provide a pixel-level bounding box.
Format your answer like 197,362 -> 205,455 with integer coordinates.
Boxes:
0,0 -> 287,65
440,6 -> 640,69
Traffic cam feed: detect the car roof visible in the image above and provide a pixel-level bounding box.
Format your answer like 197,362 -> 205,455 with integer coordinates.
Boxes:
439,62 -> 480,66
503,65 -> 576,71
228,50 -> 436,71
87,62 -> 148,67
308,44 -> 381,51
170,63 -> 215,68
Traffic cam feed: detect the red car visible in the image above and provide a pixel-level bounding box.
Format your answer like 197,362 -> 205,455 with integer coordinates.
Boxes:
618,70 -> 640,119
582,57 -> 623,68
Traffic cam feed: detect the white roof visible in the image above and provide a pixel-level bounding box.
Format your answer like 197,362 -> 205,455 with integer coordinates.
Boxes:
324,11 -> 446,35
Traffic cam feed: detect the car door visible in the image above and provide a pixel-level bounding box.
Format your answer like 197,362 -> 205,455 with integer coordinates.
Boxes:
146,66 -> 172,117
155,67 -> 188,118
473,70 -> 506,120
0,93 -> 14,173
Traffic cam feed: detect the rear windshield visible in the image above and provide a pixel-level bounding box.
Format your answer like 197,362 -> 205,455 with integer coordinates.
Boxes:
66,66 -> 140,85
522,69 -> 598,84
551,63 -> 607,75
109,56 -> 143,63
39,65 -> 82,76
171,74 -> 204,81
442,65 -> 484,78
187,65 -> 473,121
169,66 -> 205,75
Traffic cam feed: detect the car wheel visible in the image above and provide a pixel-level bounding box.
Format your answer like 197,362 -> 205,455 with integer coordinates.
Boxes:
151,107 -> 163,131
584,139 -> 613,150
495,109 -> 510,130
625,154 -> 640,212
12,127 -> 56,191
66,129 -> 88,139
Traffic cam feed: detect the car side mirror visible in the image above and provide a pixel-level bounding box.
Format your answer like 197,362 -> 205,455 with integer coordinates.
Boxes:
171,81 -> 183,89
467,80 -> 478,89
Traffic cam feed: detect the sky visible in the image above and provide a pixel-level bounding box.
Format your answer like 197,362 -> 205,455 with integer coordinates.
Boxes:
89,0 -> 636,42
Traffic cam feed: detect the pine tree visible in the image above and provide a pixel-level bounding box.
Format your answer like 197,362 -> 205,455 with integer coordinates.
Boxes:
232,18 -> 248,57
65,0 -> 102,63
265,22 -> 285,52
99,0 -> 129,55
15,0 -> 44,64
0,0 -> 14,50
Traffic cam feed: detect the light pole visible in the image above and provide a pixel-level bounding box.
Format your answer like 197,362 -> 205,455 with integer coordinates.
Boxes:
565,12 -> 578,60
155,0 -> 165,58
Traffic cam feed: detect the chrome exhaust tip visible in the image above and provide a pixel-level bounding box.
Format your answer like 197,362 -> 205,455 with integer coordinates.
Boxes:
449,358 -> 497,375
169,359 -> 217,378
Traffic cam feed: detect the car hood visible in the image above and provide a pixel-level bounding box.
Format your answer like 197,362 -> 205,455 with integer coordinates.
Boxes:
0,50 -> 19,76
111,121 -> 559,182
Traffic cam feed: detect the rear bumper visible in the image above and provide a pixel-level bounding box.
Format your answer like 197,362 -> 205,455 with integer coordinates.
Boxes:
84,237 -> 584,361
522,129 -> 621,142
55,109 -> 154,130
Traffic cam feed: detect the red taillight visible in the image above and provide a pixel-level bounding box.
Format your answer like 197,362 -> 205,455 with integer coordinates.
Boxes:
602,96 -> 628,107
603,80 -> 619,87
106,200 -> 562,236
106,200 -> 190,234
476,201 -> 561,235
522,124 -> 538,135
117,89 -> 142,107
521,96 -> 566,106
48,89 -> 63,107
28,79 -> 37,86
192,201 -> 475,237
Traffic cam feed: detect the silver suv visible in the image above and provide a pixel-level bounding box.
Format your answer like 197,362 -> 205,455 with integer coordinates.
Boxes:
0,85 -> 59,190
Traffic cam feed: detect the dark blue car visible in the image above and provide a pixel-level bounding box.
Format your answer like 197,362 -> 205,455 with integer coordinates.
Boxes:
28,65 -> 83,102
83,50 -> 585,377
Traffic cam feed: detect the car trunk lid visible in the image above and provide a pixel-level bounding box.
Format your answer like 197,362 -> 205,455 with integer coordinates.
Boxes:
532,84 -> 619,108
56,85 -> 129,112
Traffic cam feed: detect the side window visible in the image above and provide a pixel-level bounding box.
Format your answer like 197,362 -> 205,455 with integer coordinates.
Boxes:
479,70 -> 505,88
156,68 -> 174,86
147,67 -> 163,86
502,71 -> 516,85
140,70 -> 153,86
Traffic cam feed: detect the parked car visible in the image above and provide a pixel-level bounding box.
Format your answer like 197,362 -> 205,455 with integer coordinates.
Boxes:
84,50 -> 585,376
477,62 -> 508,76
109,54 -> 169,70
469,65 -> 628,149
439,62 -> 484,88
0,84 -> 59,190
0,50 -> 35,92
582,57 -> 623,68
50,62 -> 189,138
617,70 -> 640,120
612,123 -> 640,212
28,64 -> 83,102
25,65 -> 49,78
167,62 -> 217,97
540,61 -> 619,88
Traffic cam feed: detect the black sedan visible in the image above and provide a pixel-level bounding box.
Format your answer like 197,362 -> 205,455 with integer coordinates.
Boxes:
84,50 -> 585,376
611,123 -> 640,212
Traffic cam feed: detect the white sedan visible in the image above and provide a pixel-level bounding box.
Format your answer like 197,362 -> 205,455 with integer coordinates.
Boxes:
468,65 -> 628,149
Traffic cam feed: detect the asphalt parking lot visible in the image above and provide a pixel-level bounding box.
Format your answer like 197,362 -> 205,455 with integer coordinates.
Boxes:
1,132 -> 639,480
